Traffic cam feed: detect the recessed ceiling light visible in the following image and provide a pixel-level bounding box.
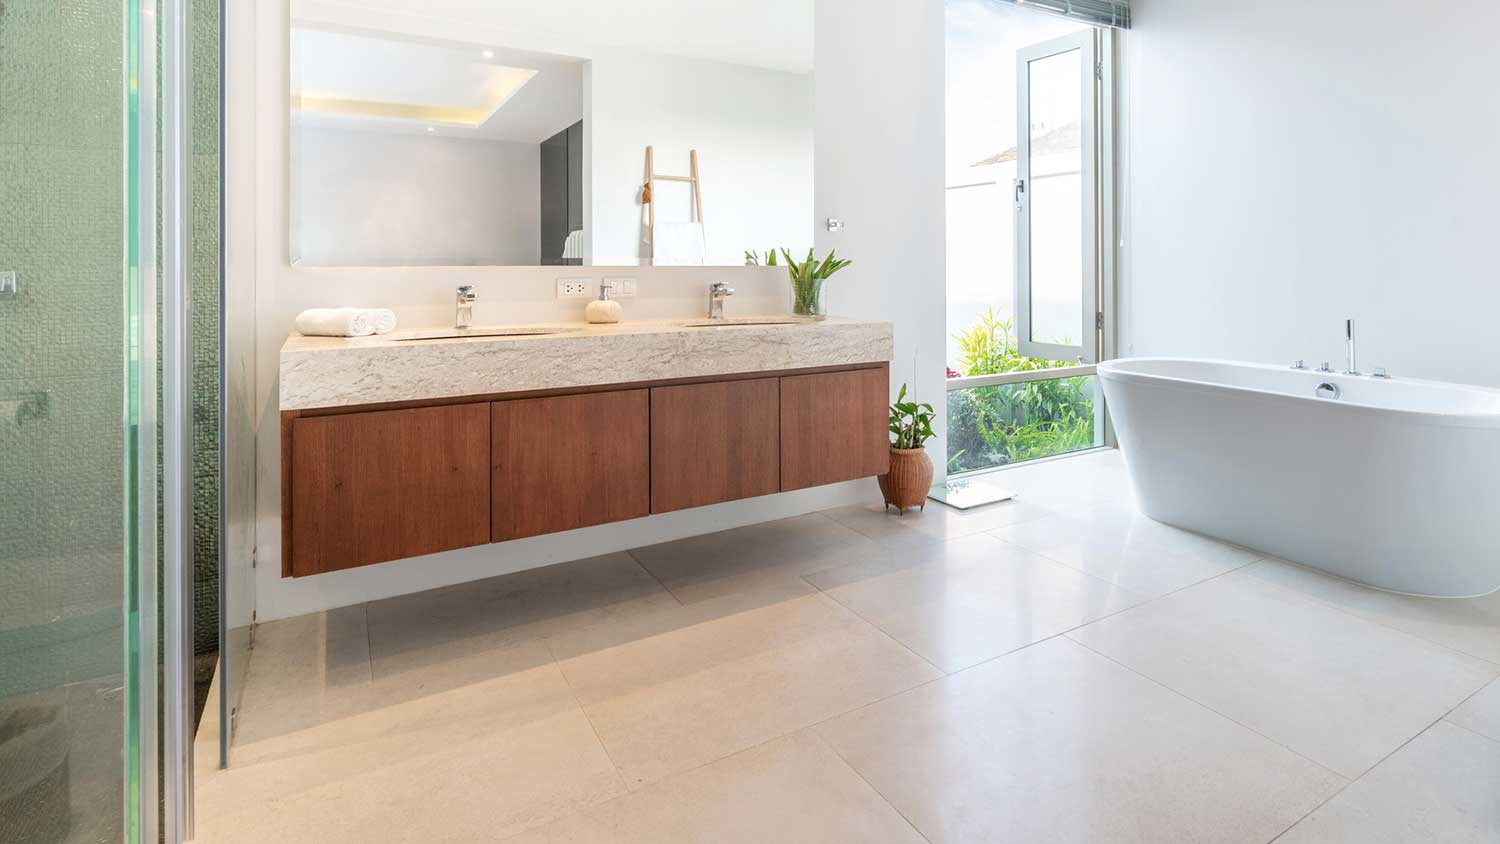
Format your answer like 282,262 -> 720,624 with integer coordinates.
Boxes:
426,126 -> 435,132
481,50 -> 495,59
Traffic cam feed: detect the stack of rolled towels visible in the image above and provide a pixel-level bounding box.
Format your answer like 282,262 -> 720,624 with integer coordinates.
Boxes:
294,307 -> 398,337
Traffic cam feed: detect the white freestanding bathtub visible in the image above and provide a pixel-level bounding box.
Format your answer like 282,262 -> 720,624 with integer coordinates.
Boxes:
1099,358 -> 1500,598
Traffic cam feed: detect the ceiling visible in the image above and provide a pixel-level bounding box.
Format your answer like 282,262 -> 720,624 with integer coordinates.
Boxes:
298,0 -> 815,74
292,27 -> 584,143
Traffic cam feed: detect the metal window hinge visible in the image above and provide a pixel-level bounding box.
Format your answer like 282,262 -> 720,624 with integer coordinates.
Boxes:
1096,311 -> 1105,330
1095,61 -> 1103,81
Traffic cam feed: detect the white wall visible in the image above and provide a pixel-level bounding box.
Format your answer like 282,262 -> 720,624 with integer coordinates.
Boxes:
816,0 -> 947,465
1124,0 -> 1500,385
236,0 -> 944,622
587,49 -> 814,266
293,128 -> 541,266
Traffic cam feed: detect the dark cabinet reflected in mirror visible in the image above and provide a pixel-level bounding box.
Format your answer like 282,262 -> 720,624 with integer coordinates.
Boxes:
540,120 -> 584,266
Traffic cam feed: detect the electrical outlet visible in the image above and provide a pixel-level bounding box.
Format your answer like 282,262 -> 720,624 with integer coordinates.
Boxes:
556,277 -> 591,298
604,276 -> 637,297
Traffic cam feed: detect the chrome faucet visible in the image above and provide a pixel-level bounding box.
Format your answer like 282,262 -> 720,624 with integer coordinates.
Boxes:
708,281 -> 734,320
456,285 -> 476,330
1343,318 -> 1359,375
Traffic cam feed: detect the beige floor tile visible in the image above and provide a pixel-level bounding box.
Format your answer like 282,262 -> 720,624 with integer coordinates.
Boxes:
548,591 -> 942,786
1275,721 -> 1500,844
807,532 -> 1145,671
198,640 -> 626,844
230,605 -> 373,750
887,496 -> 1058,542
1449,678 -> 1500,743
995,507 -> 1261,572
816,637 -> 1344,844
503,731 -> 927,844
1245,557 -> 1500,663
1069,571 -> 1499,778
366,552 -> 675,689
1036,537 -> 1249,598
823,500 -> 948,544
627,513 -> 898,604
993,506 -> 1259,598
989,449 -> 1136,510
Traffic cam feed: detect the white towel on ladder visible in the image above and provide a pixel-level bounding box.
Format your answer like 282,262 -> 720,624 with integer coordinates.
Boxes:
652,221 -> 707,266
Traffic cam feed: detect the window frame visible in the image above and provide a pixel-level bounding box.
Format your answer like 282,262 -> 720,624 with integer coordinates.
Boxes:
1014,29 -> 1101,365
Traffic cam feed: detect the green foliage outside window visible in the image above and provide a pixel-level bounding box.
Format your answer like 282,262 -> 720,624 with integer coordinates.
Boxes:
947,310 -> 1097,473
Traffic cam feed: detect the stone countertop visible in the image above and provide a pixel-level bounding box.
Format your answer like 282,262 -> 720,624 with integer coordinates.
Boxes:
280,317 -> 894,411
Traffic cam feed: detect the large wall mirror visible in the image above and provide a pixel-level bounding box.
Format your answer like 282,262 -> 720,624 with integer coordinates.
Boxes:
288,1 -> 814,268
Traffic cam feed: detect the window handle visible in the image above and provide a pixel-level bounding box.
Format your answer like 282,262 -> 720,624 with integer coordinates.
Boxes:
1014,178 -> 1026,205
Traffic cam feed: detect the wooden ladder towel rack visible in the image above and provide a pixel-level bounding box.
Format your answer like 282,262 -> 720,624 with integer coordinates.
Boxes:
644,145 -> 702,262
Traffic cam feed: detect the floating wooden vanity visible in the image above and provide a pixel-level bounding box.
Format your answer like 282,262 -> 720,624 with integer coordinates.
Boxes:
280,319 -> 893,577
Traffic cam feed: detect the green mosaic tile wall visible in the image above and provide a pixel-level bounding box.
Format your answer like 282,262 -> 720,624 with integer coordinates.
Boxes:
0,0 -> 130,696
190,0 -> 222,658
0,0 -> 224,697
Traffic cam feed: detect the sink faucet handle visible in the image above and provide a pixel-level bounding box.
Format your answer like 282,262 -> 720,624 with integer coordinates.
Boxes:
455,285 -> 476,330
707,282 -> 734,319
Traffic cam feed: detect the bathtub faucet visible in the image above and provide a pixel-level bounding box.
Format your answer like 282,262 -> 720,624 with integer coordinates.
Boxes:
1343,319 -> 1359,376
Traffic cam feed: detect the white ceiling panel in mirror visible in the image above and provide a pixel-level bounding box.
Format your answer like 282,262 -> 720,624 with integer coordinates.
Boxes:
288,0 -> 814,269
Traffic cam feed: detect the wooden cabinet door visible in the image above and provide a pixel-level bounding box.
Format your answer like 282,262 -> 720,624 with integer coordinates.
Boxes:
289,403 -> 491,576
650,378 -> 780,513
492,389 -> 650,541
780,366 -> 891,491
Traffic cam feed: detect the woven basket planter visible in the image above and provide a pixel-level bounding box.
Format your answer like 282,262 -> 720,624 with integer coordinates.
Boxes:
877,447 -> 933,513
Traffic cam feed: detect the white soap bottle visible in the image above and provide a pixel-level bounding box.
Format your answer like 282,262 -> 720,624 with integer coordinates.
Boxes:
585,280 -> 623,324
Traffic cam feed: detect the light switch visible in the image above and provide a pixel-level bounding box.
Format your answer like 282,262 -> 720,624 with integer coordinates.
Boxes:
604,276 -> 636,297
0,271 -> 16,296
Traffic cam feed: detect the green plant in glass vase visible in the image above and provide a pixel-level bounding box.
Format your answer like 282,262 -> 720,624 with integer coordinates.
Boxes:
745,248 -> 852,318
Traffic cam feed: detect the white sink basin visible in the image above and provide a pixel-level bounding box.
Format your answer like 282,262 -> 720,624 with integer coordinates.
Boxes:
389,326 -> 563,341
681,317 -> 818,328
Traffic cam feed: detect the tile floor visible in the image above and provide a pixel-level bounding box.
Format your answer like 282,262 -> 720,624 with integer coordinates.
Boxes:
195,450 -> 1500,844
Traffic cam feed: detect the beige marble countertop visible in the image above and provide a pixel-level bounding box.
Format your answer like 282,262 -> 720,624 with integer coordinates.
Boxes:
280,317 -> 894,411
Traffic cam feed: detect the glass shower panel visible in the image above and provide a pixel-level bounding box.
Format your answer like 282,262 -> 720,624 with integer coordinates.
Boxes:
0,2 -> 154,841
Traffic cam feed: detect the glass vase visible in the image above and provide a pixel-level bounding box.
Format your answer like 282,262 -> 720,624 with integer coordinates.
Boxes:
791,278 -> 827,320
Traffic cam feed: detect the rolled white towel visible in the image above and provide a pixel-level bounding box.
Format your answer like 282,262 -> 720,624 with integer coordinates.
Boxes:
295,307 -> 375,337
366,308 -> 397,335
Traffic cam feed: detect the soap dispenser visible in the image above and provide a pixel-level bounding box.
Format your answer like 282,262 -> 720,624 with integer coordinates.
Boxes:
585,280 -> 623,324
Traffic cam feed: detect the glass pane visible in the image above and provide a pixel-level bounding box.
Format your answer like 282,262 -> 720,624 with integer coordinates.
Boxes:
185,0 -> 227,767
1026,48 -> 1084,346
943,0 -> 1090,369
946,375 -> 1104,474
0,1 -> 135,840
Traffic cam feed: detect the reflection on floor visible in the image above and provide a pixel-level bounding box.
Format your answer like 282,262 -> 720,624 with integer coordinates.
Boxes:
0,676 -> 124,844
196,450 -> 1500,844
